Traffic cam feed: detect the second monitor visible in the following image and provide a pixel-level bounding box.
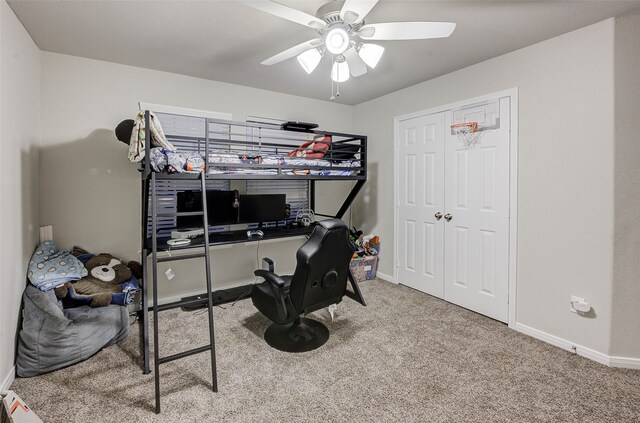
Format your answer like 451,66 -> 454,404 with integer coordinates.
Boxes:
176,191 -> 287,229
239,194 -> 286,227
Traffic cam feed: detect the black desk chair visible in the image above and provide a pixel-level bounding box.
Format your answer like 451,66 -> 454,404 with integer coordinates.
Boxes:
252,219 -> 364,352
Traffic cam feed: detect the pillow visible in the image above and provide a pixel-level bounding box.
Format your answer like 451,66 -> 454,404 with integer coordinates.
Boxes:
287,140 -> 330,159
329,144 -> 360,163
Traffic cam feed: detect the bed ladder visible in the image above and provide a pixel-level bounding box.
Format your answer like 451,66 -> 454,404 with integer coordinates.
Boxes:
144,171 -> 218,414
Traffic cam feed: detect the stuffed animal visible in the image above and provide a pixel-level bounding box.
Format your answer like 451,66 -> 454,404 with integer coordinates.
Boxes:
55,253 -> 140,308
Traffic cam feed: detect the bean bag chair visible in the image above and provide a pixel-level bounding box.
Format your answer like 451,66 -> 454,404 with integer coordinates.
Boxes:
16,285 -> 129,377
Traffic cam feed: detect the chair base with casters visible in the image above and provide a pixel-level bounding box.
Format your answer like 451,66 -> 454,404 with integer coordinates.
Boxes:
264,316 -> 330,352
251,218 -> 366,353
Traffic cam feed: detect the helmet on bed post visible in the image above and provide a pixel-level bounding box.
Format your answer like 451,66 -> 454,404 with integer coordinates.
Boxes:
115,119 -> 135,145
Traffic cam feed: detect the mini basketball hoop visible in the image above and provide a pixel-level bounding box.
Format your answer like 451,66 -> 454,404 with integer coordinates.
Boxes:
451,122 -> 481,148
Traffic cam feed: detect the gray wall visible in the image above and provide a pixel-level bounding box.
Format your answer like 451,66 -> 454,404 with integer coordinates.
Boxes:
611,12 -> 640,358
0,0 -> 41,388
352,20 -> 617,355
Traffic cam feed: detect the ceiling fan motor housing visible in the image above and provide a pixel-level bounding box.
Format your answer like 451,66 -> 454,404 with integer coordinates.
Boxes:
315,1 -> 365,32
316,1 -> 344,24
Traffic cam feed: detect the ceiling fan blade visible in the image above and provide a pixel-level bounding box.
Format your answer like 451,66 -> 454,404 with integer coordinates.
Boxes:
261,38 -> 323,66
359,22 -> 456,40
340,0 -> 378,24
241,0 -> 326,29
344,49 -> 368,77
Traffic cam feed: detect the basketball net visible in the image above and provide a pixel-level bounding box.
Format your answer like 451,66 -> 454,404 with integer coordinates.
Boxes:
451,122 -> 481,148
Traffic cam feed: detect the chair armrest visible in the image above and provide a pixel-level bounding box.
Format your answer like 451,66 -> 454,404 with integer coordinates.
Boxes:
255,269 -> 290,321
254,269 -> 286,289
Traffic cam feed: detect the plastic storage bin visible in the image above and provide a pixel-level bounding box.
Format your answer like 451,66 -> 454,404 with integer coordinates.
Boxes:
349,256 -> 378,282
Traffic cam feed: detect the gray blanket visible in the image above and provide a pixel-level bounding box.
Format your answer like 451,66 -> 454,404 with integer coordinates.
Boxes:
16,285 -> 130,377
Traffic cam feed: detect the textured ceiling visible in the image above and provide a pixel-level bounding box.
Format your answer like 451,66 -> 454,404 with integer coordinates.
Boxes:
8,0 -> 640,105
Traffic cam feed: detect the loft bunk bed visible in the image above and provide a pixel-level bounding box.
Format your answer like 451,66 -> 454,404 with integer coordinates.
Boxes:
137,110 -> 367,414
139,112 -> 367,215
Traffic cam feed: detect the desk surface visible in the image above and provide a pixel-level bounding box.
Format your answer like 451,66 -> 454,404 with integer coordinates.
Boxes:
146,224 -> 315,252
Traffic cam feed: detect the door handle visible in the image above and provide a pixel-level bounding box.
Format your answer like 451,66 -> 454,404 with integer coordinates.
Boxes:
444,213 -> 453,222
434,212 -> 443,221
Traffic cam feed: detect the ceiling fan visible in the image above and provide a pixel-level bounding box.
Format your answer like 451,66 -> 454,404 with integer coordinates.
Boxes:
242,0 -> 456,97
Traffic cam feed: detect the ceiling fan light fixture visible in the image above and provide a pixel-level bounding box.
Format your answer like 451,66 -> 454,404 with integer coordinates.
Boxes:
297,48 -> 322,74
331,59 -> 350,83
358,43 -> 384,69
326,28 -> 350,55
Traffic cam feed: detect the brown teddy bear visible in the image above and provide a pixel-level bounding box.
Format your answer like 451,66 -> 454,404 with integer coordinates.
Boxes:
55,253 -> 140,308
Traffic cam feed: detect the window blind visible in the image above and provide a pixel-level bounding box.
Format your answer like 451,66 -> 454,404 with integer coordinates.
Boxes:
146,179 -> 231,238
244,116 -> 311,227
147,113 -> 230,238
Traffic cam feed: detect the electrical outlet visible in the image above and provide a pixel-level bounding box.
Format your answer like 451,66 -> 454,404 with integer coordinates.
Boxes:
570,295 -> 591,313
39,225 -> 53,242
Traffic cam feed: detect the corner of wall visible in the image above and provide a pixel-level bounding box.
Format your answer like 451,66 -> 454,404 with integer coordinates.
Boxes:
611,12 -> 640,360
0,0 -> 42,391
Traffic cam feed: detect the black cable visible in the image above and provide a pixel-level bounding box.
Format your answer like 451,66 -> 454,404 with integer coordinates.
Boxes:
256,239 -> 260,269
229,239 -> 262,307
194,239 -> 262,314
231,288 -> 252,306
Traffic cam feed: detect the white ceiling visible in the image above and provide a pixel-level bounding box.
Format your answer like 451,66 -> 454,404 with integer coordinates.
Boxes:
8,0 -> 640,105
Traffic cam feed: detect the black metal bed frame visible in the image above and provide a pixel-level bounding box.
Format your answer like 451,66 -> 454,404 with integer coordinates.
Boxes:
138,110 -> 367,414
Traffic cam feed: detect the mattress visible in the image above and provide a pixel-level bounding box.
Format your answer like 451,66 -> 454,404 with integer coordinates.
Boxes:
148,148 -> 360,176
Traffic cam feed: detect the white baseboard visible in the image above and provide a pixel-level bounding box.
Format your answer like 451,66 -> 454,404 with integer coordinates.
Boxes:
376,271 -> 396,284
1,366 -> 15,391
609,356 -> 640,370
514,323 -> 640,369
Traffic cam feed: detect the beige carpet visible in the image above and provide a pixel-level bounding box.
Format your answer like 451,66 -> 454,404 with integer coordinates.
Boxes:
10,279 -> 640,422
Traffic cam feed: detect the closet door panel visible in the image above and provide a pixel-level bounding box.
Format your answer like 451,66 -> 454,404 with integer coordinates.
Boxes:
397,112 -> 445,298
443,98 -> 510,322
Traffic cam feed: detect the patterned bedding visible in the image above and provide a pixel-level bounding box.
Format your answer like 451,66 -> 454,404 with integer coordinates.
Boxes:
148,148 -> 360,176
207,153 -> 359,176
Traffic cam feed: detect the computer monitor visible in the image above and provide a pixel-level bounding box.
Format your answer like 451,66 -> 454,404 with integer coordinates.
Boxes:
176,191 -> 203,229
207,191 -> 239,225
239,194 -> 287,227
176,190 -> 239,229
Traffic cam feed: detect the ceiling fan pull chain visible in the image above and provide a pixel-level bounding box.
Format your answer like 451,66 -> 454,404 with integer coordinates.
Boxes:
330,57 -> 336,100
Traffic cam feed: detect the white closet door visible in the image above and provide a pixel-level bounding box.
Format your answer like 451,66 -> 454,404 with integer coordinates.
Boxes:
443,98 -> 511,322
397,112 -> 445,298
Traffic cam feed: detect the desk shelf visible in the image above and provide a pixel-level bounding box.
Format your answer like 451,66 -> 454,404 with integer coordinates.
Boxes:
144,225 -> 314,251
